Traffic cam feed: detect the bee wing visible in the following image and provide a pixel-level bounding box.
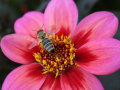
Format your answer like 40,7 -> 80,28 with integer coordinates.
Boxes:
47,29 -> 60,38
28,40 -> 39,49
48,26 -> 60,34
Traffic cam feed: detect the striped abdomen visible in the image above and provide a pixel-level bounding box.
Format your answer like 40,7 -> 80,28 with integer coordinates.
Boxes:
42,38 -> 54,53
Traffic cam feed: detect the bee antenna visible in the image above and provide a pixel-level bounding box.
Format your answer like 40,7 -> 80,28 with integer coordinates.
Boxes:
40,24 -> 44,29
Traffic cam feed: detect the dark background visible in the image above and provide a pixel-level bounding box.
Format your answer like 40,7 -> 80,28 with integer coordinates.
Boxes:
0,0 -> 120,90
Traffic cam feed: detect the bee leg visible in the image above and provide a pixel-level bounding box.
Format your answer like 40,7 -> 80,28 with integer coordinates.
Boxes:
46,31 -> 55,38
46,33 -> 51,38
38,39 -> 42,46
38,42 -> 42,50
39,42 -> 42,46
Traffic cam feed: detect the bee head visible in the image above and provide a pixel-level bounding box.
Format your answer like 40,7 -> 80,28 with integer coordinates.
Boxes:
37,30 -> 46,39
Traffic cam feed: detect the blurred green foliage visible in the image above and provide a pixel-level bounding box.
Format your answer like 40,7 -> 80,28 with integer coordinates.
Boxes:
0,0 -> 120,90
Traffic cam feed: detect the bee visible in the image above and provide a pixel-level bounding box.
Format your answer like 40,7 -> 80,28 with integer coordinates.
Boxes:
29,29 -> 55,53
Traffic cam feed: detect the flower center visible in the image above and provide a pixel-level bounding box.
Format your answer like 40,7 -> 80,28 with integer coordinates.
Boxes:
33,34 -> 77,77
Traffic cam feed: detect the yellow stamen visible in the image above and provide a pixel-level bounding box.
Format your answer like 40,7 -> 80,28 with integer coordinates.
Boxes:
65,45 -> 69,48
56,57 -> 60,62
33,53 -> 41,62
56,36 -> 59,41
53,62 -> 57,67
42,60 -> 47,65
59,65 -> 63,70
33,34 -> 77,77
61,34 -> 63,40
40,50 -> 44,54
67,34 -> 71,40
55,69 -> 59,78
64,60 -> 67,65
52,33 -> 56,39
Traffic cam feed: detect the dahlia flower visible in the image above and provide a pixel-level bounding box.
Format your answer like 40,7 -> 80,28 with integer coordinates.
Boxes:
1,0 -> 120,90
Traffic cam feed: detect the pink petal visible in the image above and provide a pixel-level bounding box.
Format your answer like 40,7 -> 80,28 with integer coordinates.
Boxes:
14,11 -> 44,38
1,34 -> 39,64
61,67 -> 104,90
71,11 -> 118,48
2,63 -> 46,90
76,38 -> 120,75
44,0 -> 78,36
40,74 -> 61,90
